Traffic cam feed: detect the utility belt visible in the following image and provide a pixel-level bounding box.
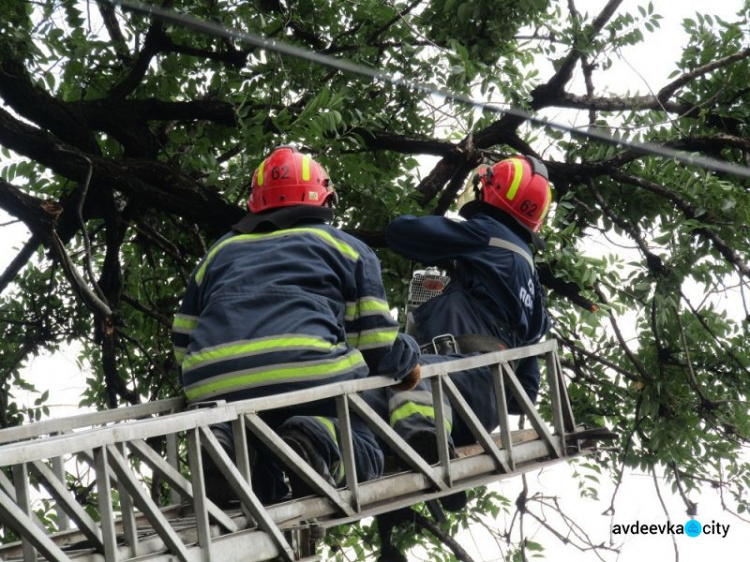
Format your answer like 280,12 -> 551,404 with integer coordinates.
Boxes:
419,333 -> 509,355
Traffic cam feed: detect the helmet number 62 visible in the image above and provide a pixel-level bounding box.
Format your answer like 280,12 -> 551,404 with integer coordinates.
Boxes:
520,199 -> 538,217
271,165 -> 290,179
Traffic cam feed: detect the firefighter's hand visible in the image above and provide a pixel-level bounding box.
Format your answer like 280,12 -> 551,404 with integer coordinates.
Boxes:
392,364 -> 421,391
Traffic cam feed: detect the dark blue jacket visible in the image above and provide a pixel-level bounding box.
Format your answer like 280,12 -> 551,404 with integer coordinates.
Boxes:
386,211 -> 550,419
172,223 -> 419,404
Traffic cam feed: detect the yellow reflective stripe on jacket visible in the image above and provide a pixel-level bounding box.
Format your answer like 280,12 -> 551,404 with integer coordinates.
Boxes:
344,297 -> 391,321
347,327 -> 398,349
195,228 -> 360,285
172,314 -> 198,334
315,416 -> 338,445
315,416 -> 345,483
505,158 -> 524,201
390,402 -> 452,432
174,347 -> 187,363
185,350 -> 365,401
182,334 -> 338,373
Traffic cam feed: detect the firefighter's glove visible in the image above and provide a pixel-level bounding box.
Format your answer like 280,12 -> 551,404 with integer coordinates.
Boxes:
392,364 -> 421,391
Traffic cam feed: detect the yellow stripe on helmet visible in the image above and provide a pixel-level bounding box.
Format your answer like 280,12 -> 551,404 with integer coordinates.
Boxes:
540,185 -> 552,221
257,158 -> 266,186
301,154 -> 311,181
505,158 -> 524,201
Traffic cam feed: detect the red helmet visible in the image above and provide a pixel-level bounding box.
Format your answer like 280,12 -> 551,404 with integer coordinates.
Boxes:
248,146 -> 337,213
475,155 -> 552,233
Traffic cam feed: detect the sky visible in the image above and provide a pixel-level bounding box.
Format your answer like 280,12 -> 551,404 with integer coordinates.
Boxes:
1,0 -> 749,560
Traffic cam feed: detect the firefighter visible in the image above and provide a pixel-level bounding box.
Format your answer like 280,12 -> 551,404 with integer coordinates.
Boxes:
171,146 -> 421,505
385,154 -> 552,510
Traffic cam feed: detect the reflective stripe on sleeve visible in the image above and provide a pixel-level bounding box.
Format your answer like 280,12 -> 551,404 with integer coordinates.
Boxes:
172,314 -> 198,334
346,327 -> 398,350
173,346 -> 187,363
344,297 -> 392,321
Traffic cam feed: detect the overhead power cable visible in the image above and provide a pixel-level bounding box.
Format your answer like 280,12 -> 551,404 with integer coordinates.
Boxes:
98,0 -> 750,179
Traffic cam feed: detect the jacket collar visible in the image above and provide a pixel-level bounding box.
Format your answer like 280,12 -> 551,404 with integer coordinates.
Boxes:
459,200 -> 546,251
233,206 -> 333,233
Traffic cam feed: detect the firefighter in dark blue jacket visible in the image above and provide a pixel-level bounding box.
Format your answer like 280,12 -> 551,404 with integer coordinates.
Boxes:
172,146 -> 421,505
384,154 -> 552,510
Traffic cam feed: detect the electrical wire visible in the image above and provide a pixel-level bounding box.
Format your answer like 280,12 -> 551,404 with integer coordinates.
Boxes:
97,0 -> 750,179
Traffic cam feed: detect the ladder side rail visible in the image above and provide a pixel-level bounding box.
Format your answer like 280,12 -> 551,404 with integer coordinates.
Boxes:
501,363 -> 563,458
198,426 -> 296,562
0,407 -> 237,468
0,341 -> 558,469
127,438 -> 238,533
440,376 -> 512,474
490,364 -> 514,471
227,340 -> 558,416
0,398 -> 185,446
27,460 -> 104,552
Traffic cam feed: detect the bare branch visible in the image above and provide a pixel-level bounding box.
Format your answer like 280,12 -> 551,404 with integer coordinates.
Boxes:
0,235 -> 40,295
650,468 -> 680,562
657,47 -> 750,103
613,171 -> 750,279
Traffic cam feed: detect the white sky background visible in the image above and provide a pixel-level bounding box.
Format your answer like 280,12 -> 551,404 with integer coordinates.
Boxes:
1,0 -> 748,560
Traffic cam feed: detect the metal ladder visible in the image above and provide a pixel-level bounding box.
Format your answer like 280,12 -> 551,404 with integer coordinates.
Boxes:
0,339 -> 601,562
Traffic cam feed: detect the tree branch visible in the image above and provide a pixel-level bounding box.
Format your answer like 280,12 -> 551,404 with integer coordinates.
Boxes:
411,510 -> 477,562
657,47 -> 750,103
0,58 -> 100,153
108,21 -> 168,100
48,230 -> 112,319
539,0 -> 623,101
0,106 -> 241,236
612,171 -> 750,279
0,235 -> 40,296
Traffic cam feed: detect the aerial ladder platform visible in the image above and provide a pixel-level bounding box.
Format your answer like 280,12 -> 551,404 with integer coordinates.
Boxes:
0,339 -> 610,562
